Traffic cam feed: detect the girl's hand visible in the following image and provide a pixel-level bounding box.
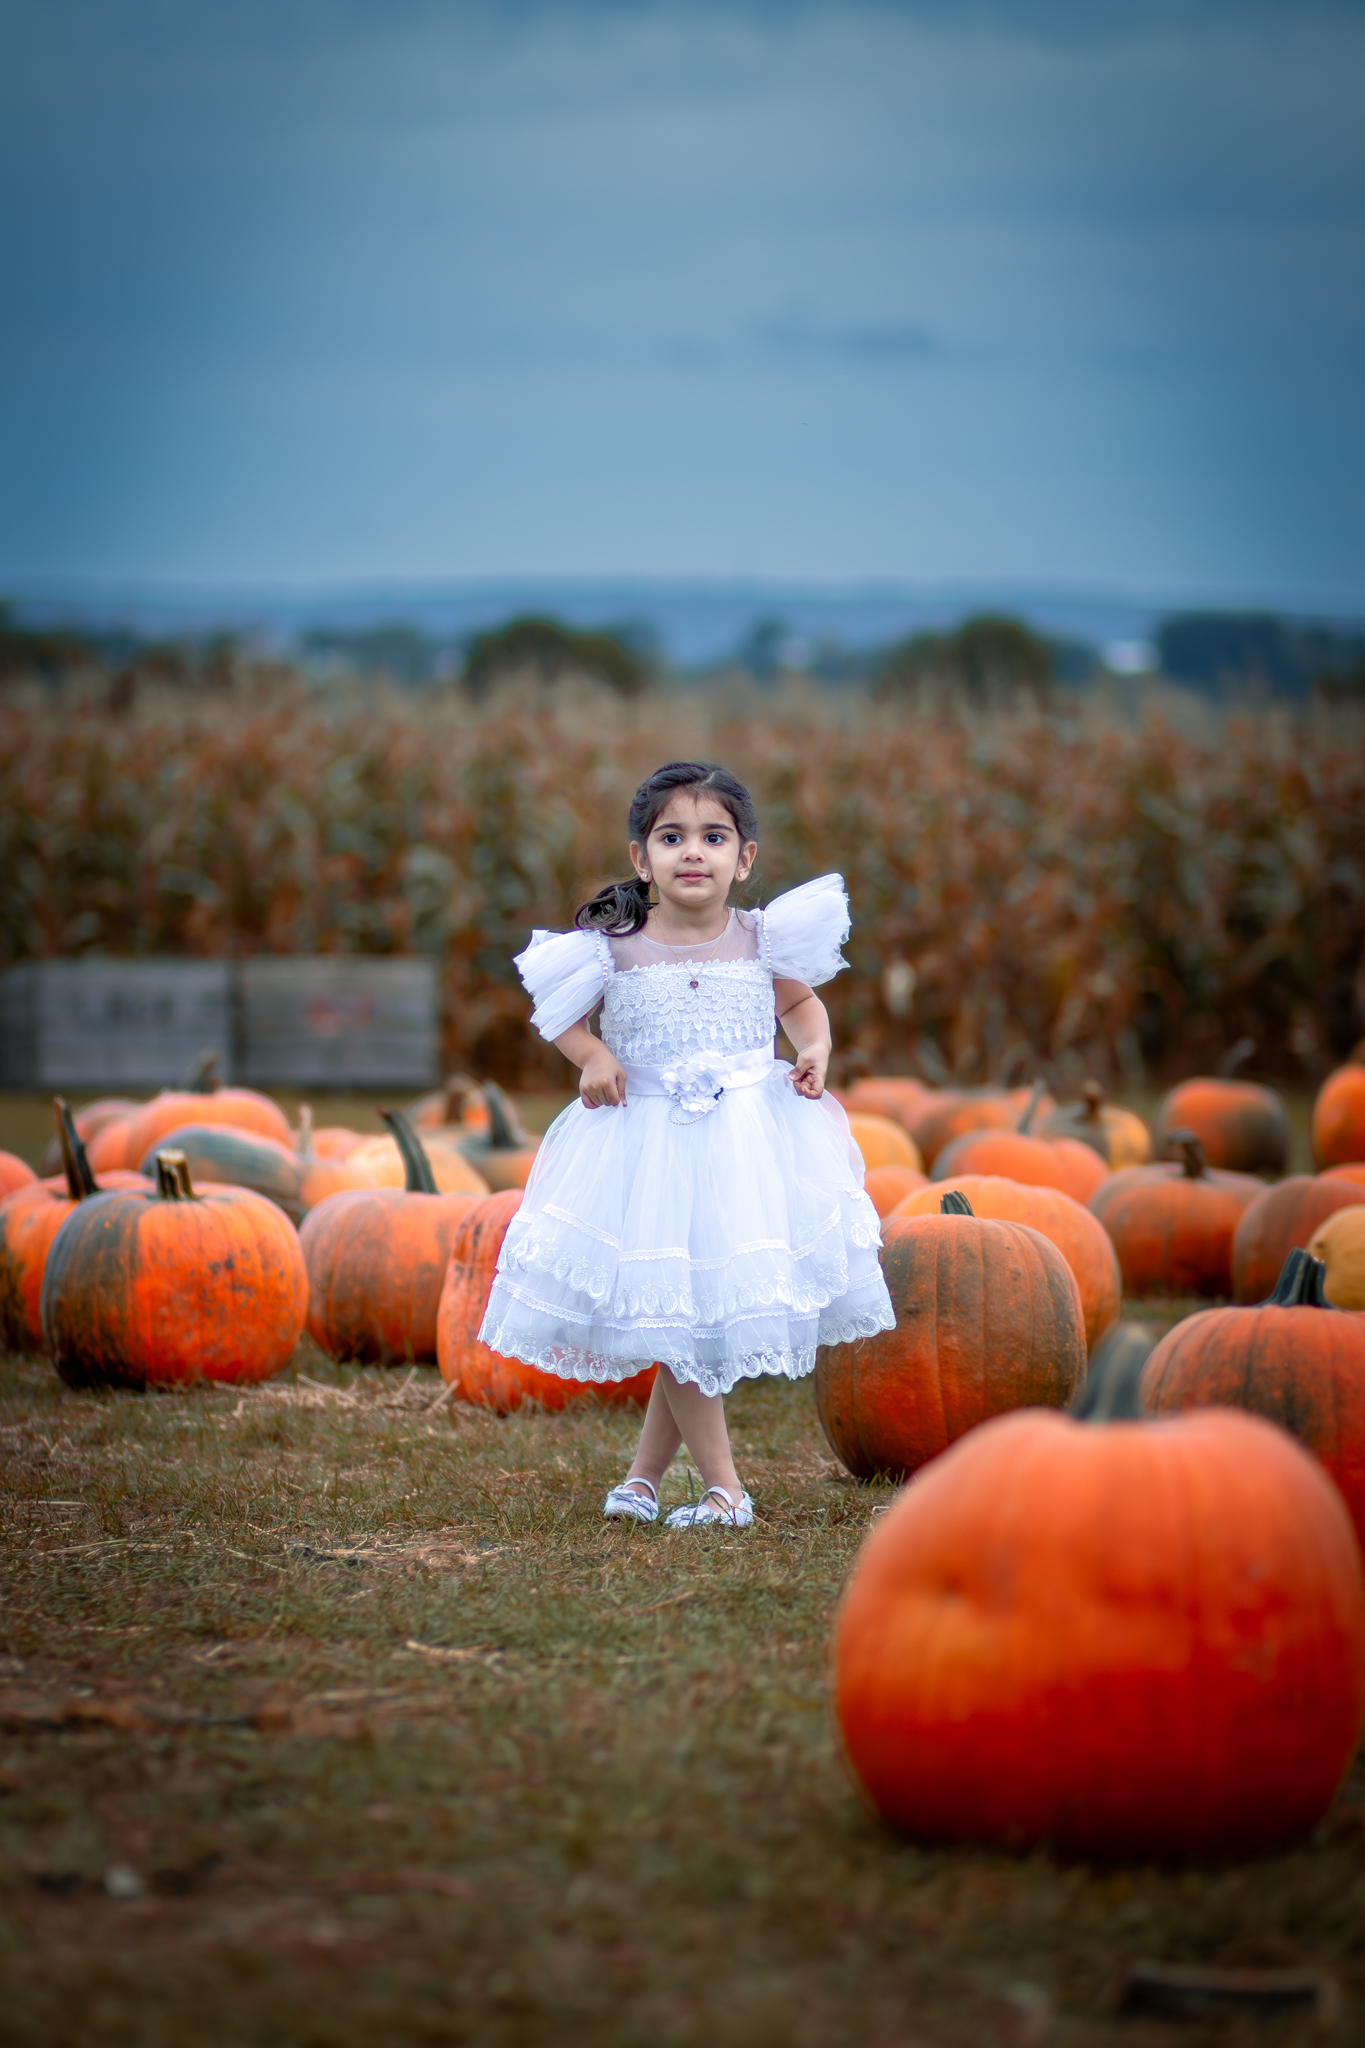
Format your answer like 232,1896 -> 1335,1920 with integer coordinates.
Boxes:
579,1046 -> 628,1108
791,1045 -> 828,1100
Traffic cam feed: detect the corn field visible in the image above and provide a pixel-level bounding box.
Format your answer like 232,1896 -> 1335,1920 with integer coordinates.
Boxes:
2,673 -> 1363,1086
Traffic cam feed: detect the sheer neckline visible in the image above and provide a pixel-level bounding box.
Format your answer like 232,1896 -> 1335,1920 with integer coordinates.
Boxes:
636,909 -> 734,956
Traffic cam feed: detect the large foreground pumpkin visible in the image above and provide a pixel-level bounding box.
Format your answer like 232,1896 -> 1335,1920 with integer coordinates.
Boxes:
1313,1044 -> 1365,1167
814,1193 -> 1084,1480
1143,1248 -> 1365,1542
1232,1173 -> 1365,1303
1155,1073 -> 1289,1175
833,1347 -> 1364,1858
41,1151 -> 307,1388
436,1192 -> 655,1412
891,1174 -> 1121,1353
1088,1131 -> 1263,1297
0,1102 -> 149,1352
302,1111 -> 482,1365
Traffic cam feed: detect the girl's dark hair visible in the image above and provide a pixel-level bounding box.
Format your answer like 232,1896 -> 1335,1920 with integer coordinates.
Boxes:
575,762 -> 759,934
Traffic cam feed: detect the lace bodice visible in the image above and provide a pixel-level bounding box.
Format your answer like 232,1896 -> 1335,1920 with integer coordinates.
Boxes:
514,873 -> 851,1047
600,957 -> 777,1067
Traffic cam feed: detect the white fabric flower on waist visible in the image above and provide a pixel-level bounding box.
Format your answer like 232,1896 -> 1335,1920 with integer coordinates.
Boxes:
659,1050 -> 729,1121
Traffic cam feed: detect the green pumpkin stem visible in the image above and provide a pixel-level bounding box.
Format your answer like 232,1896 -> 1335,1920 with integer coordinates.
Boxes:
1215,1036 -> 1257,1079
179,1049 -> 222,1094
1015,1077 -> 1047,1134
1070,1322 -> 1156,1422
940,1190 -> 975,1216
155,1151 -> 197,1200
480,1080 -> 523,1151
378,1108 -> 440,1195
1165,1128 -> 1207,1179
1266,1247 -> 1333,1309
53,1097 -> 98,1202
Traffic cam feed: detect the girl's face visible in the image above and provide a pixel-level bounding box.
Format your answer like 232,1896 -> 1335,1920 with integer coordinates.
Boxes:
631,792 -> 756,921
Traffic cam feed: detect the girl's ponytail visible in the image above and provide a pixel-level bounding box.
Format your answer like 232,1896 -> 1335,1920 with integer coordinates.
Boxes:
574,875 -> 652,935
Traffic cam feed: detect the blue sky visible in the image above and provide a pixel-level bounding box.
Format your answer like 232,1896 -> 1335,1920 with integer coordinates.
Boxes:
2,0 -> 1363,602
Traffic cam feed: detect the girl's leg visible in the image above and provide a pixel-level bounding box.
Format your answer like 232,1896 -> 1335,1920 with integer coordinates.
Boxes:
622,1370 -> 684,1496
655,1367 -> 744,1504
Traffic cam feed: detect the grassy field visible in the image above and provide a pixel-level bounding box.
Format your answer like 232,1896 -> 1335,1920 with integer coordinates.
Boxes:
2,1326 -> 1363,2048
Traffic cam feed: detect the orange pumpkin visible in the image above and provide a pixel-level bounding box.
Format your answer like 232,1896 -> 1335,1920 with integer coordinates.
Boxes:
931,1127 -> 1107,1205
436,1192 -> 655,1413
863,1164 -> 929,1219
839,1077 -> 934,1134
0,1150 -> 37,1196
1155,1075 -> 1289,1175
0,1101 -> 149,1353
846,1113 -> 922,1174
41,1151 -> 307,1388
309,1124 -> 366,1160
38,1095 -> 139,1175
348,1130 -> 490,1197
409,1074 -> 490,1135
1314,1044 -> 1365,1167
1037,1080 -> 1152,1169
1309,1207 -> 1365,1310
1324,1163 -> 1365,1189
1232,1173 -> 1365,1303
95,1086 -> 293,1171
302,1111 -> 482,1364
814,1192 -> 1085,1480
833,1331 -> 1365,1858
892,1174 -> 1121,1353
1144,1249 -> 1365,1543
1088,1131 -> 1263,1297
907,1086 -> 1054,1172
451,1081 -> 542,1192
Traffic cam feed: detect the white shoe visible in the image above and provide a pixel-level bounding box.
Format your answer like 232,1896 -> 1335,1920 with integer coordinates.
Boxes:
665,1486 -> 754,1530
603,1477 -> 659,1523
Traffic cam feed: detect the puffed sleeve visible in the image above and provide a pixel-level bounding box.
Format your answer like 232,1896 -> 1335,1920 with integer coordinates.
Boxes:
514,928 -> 608,1041
761,873 -> 851,987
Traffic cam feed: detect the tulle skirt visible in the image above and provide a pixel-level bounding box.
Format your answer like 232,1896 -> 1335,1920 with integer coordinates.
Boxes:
479,1065 -> 896,1396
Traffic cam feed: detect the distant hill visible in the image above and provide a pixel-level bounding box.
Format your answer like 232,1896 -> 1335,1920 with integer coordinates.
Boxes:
1157,613 -> 1365,699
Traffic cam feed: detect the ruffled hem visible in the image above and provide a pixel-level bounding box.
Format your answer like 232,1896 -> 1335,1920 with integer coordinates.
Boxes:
477,1301 -> 895,1399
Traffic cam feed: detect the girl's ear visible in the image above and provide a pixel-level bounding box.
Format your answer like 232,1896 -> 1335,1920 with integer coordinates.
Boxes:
736,839 -> 758,882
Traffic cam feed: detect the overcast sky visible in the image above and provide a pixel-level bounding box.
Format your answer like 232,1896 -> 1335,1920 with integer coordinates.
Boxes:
2,0 -> 1362,602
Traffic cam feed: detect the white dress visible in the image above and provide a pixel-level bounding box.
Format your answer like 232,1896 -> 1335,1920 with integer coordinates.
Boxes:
478,874 -> 896,1397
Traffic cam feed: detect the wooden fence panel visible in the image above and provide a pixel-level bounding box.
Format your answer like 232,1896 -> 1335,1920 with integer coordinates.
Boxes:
0,961 -> 234,1089
237,958 -> 439,1087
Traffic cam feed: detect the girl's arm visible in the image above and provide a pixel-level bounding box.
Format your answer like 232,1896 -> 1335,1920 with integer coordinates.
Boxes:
554,1018 -> 628,1108
774,978 -> 832,1100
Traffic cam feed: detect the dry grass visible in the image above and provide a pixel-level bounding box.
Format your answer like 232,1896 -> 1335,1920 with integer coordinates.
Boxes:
2,1340 -> 1364,2048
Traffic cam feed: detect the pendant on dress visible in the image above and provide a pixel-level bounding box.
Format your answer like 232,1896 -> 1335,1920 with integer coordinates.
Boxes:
689,978 -> 699,990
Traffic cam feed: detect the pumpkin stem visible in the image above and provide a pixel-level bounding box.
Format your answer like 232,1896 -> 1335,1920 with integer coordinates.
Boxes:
295,1104 -> 314,1158
1015,1077 -> 1047,1134
1165,1128 -> 1207,1179
155,1150 -> 197,1200
1080,1078 -> 1104,1124
378,1108 -> 439,1195
1266,1247 -> 1333,1309
939,1190 -> 975,1216
53,1097 -> 98,1201
1070,1321 -> 1156,1422
179,1049 -> 222,1094
480,1080 -> 525,1150
440,1073 -> 480,1125
1216,1036 -> 1256,1079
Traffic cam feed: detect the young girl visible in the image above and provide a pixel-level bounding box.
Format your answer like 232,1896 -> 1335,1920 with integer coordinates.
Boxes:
479,761 -> 895,1526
